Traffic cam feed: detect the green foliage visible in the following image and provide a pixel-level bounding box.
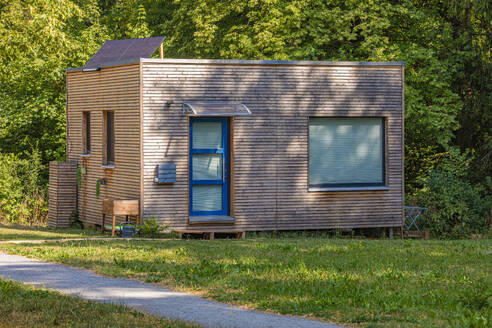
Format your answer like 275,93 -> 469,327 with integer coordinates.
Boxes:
405,145 -> 443,194
101,0 -> 151,39
95,178 -> 104,199
410,148 -> 492,238
69,210 -> 83,229
150,0 -> 490,191
138,218 -> 166,238
0,149 -> 47,225
0,0 -> 108,164
76,168 -> 82,189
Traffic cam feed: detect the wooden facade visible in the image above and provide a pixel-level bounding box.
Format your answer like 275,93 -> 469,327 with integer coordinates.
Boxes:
65,58 -> 404,231
48,161 -> 77,228
66,64 -> 141,225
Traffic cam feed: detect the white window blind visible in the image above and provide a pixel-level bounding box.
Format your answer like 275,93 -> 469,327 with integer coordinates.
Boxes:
309,118 -> 384,187
192,185 -> 222,212
192,122 -> 222,149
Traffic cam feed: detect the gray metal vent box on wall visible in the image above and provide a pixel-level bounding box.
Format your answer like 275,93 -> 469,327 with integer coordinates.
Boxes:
154,163 -> 176,184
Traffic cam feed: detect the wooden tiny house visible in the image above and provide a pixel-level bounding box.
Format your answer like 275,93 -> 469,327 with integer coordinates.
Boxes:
58,37 -> 405,232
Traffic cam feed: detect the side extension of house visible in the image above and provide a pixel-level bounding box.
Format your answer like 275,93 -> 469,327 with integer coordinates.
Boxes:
65,64 -> 141,225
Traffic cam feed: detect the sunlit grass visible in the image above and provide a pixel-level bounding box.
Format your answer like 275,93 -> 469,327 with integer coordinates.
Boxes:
0,224 -> 103,241
0,279 -> 199,328
1,237 -> 490,327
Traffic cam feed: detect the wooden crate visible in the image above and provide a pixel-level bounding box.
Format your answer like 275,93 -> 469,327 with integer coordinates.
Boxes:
48,162 -> 77,228
407,230 -> 430,240
102,199 -> 139,216
101,199 -> 140,236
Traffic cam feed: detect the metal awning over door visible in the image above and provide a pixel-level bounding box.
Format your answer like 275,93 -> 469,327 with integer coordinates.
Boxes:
182,102 -> 251,116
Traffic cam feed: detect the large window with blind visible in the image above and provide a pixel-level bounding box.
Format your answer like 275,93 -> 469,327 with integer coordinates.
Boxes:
309,117 -> 386,191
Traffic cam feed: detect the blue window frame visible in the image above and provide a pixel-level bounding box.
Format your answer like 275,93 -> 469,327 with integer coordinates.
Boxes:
309,117 -> 386,190
189,118 -> 229,216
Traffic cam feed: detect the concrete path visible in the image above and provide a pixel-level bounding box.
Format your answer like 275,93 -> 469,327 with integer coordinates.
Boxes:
0,252 -> 343,328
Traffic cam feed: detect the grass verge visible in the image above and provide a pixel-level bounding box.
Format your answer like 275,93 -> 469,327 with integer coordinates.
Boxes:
1,237 -> 491,327
0,224 -> 104,241
0,279 -> 199,328
0,223 -> 178,241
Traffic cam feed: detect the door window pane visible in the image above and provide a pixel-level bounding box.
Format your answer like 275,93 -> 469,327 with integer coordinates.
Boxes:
309,118 -> 384,186
192,185 -> 222,212
192,122 -> 222,149
192,154 -> 222,180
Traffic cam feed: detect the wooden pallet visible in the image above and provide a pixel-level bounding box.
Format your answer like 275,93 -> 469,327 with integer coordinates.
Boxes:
174,229 -> 246,240
48,162 -> 77,228
406,230 -> 430,240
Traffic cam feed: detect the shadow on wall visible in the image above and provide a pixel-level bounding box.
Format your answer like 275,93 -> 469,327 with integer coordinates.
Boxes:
143,62 -> 402,229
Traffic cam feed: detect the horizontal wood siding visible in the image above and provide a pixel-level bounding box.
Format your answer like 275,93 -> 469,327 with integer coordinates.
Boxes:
142,62 -> 403,230
66,64 -> 141,225
48,161 -> 77,228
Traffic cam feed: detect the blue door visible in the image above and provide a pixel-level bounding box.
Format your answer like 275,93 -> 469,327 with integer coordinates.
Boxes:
189,118 -> 228,216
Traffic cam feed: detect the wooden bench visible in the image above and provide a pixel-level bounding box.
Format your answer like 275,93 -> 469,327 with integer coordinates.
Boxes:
406,230 -> 430,240
102,199 -> 140,237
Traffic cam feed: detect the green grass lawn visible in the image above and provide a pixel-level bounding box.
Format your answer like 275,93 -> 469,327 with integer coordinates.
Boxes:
0,279 -> 199,328
0,223 -> 177,241
0,224 -> 104,241
0,237 -> 490,327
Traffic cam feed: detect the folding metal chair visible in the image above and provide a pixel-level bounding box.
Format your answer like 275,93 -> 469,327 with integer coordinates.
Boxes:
404,206 -> 428,231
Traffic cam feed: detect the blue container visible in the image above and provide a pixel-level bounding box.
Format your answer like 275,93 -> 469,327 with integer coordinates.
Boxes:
120,222 -> 136,238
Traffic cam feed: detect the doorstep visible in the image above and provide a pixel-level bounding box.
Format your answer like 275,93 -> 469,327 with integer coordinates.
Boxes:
188,216 -> 235,224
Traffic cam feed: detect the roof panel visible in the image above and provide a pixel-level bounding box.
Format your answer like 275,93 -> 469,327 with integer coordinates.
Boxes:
84,36 -> 165,68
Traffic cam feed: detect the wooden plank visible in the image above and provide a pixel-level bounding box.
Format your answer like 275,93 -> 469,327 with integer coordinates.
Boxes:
139,61 -> 145,222
407,230 -> 430,240
174,228 -> 245,239
48,161 -> 77,228
401,66 -> 406,227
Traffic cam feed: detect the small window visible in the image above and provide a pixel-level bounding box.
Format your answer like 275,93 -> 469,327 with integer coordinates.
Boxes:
309,117 -> 385,190
82,112 -> 91,154
103,111 -> 115,165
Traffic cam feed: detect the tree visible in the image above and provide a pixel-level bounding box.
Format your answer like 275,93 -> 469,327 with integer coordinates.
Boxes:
0,0 -> 107,163
146,0 -> 469,190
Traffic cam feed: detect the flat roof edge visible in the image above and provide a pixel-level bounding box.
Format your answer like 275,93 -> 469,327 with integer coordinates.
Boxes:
66,59 -> 141,72
67,58 -> 405,71
141,58 -> 405,67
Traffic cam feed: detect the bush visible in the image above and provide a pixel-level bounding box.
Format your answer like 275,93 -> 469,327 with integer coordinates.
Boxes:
410,148 -> 492,238
69,210 -> 83,229
138,218 -> 167,238
0,149 -> 48,225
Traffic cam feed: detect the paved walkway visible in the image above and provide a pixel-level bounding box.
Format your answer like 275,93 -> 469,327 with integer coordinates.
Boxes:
0,252 -> 343,328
